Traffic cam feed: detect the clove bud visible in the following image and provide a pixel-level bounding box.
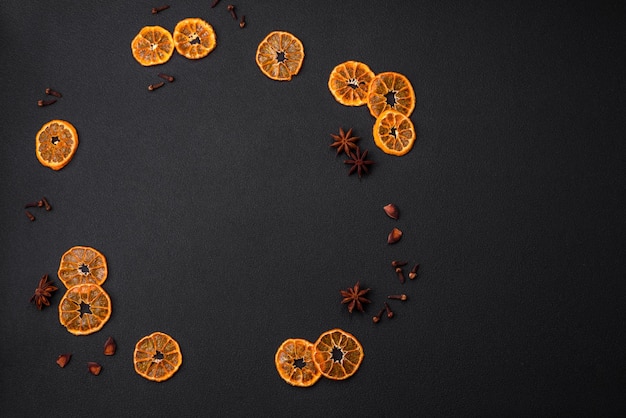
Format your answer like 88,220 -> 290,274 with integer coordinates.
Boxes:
387,227 -> 402,244
409,263 -> 420,280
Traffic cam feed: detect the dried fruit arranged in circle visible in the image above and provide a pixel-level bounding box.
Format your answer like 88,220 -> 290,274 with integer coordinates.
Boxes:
328,61 -> 375,106
275,338 -> 322,387
134,332 -> 183,382
131,26 -> 174,66
173,18 -> 217,60
58,246 -> 108,288
313,328 -> 364,380
58,283 -> 112,336
373,109 -> 416,156
35,120 -> 78,171
366,71 -> 415,118
256,31 -> 304,81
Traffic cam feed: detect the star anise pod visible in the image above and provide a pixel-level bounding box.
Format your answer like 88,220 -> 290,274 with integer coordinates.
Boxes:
29,274 -> 58,310
330,127 -> 360,155
340,281 -> 371,313
344,147 -> 374,178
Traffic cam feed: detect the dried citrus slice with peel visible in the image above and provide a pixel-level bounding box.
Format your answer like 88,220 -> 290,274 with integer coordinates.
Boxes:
366,71 -> 415,118
328,61 -> 375,106
35,120 -> 78,171
58,246 -> 108,288
373,109 -> 416,156
58,283 -> 111,335
275,338 -> 322,387
313,328 -> 364,380
134,332 -> 183,382
173,18 -> 217,60
131,26 -> 174,66
256,31 -> 304,81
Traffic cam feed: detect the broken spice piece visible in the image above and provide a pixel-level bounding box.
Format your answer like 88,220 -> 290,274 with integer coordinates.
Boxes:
388,294 -> 408,301
148,82 -> 165,91
383,203 -> 399,220
227,4 -> 237,20
211,0 -> 220,8
330,127 -> 360,156
104,337 -> 117,356
56,353 -> 71,368
25,210 -> 35,221
340,281 -> 371,313
37,99 -> 56,107
24,200 -> 43,208
384,302 -> 394,318
387,227 -> 402,244
409,263 -> 420,280
239,15 -> 246,28
29,274 -> 58,310
344,148 -> 374,178
151,5 -> 170,14
395,266 -> 406,284
157,73 -> 174,82
45,88 -> 62,98
42,196 -> 51,211
87,362 -> 102,376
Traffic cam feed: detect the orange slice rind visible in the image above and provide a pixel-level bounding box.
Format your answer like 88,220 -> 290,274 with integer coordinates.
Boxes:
256,31 -> 304,81
275,338 -> 322,387
131,25 -> 175,66
58,283 -> 111,336
366,71 -> 415,118
173,18 -> 217,60
58,246 -> 108,288
328,61 -> 375,106
373,109 -> 416,156
134,332 -> 183,382
313,328 -> 364,380
35,120 -> 78,171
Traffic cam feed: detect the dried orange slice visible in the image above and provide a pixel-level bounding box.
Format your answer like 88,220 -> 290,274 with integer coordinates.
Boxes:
173,18 -> 217,60
366,71 -> 415,118
373,109 -> 416,156
256,31 -> 304,81
35,120 -> 78,171
131,26 -> 174,66
58,283 -> 111,335
58,246 -> 108,288
328,61 -> 375,106
275,338 -> 322,387
134,332 -> 183,382
313,328 -> 363,380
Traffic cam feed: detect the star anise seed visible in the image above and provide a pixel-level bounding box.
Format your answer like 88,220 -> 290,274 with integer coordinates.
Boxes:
330,127 -> 360,156
340,281 -> 371,313
344,147 -> 374,178
29,274 -> 58,310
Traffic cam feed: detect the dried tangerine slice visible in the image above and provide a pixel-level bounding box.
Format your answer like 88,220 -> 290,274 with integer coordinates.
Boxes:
134,332 -> 183,382
58,246 -> 108,288
58,283 -> 111,335
275,338 -> 322,387
366,71 -> 415,118
173,18 -> 217,60
131,26 -> 174,66
256,31 -> 304,81
373,109 -> 416,156
328,61 -> 375,106
313,328 -> 363,380
35,120 -> 78,171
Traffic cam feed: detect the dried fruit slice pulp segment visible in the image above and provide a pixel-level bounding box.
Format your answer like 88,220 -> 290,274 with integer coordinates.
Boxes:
328,61 -> 375,106
58,284 -> 111,336
134,332 -> 182,382
35,120 -> 78,171
367,72 -> 415,118
256,31 -> 304,81
58,246 -> 108,288
313,328 -> 363,380
373,109 -> 416,156
173,18 -> 217,59
131,26 -> 174,66
275,338 -> 321,387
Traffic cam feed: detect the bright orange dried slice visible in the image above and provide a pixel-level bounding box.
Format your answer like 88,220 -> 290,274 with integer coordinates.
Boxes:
256,31 -> 304,81
373,109 -> 416,156
313,328 -> 363,380
173,18 -> 217,60
134,332 -> 183,382
366,71 -> 415,118
131,26 -> 174,66
58,283 -> 111,335
58,246 -> 108,288
328,61 -> 375,106
275,338 -> 322,387
35,120 -> 78,171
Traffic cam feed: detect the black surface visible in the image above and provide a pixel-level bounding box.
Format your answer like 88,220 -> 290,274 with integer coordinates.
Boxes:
1,1 -> 625,416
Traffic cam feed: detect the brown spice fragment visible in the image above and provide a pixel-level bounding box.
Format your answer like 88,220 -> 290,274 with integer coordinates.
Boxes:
42,196 -> 51,211
56,353 -> 71,368
87,362 -> 102,375
148,82 -> 165,91
388,294 -> 408,301
45,88 -> 62,98
383,203 -> 399,220
409,263 -> 420,279
25,210 -> 35,221
151,5 -> 170,14
103,337 -> 117,356
387,227 -> 402,244
37,99 -> 56,107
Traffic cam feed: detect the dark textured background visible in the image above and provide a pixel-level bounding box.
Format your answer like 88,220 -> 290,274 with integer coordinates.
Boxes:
1,1 -> 624,416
